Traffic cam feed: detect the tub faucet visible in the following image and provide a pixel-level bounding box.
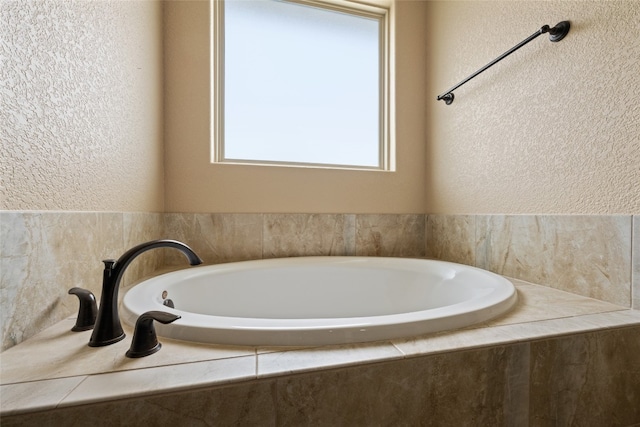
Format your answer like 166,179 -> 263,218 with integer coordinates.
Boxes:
88,239 -> 202,347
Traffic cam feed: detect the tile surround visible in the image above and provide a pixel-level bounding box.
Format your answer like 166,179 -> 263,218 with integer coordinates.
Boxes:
121,212 -> 166,291
3,380 -> 278,426
62,355 -> 257,408
476,215 -> 631,306
0,377 -> 86,417
0,211 -> 426,350
2,279 -> 640,424
263,214 -> 355,258
0,318 -> 254,385
1,210 -> 638,424
3,317 -> 639,425
529,327 -> 640,425
0,211 -> 163,351
426,214 -> 475,265
2,211 -> 638,351
270,344 -> 531,426
257,341 -> 404,379
164,212 -> 425,263
163,213 -> 263,265
428,214 -> 634,307
355,214 -> 425,257
4,280 -> 629,385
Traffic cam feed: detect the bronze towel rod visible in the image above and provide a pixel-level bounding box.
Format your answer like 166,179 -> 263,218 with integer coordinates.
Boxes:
437,21 -> 570,105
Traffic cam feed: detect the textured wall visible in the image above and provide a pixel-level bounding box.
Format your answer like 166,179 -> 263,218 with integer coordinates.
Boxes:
163,0 -> 429,214
0,0 -> 164,211
426,1 -> 640,214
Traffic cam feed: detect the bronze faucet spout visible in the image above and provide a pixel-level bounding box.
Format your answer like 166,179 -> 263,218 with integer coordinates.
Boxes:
88,240 -> 202,347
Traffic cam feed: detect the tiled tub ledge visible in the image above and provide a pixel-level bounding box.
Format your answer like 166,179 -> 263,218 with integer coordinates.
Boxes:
1,279 -> 639,420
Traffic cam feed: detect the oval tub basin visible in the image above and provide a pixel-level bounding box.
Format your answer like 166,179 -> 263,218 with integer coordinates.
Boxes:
122,257 -> 518,346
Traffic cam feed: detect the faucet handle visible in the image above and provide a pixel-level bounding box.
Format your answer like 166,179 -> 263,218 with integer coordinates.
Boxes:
68,288 -> 98,332
125,311 -> 181,358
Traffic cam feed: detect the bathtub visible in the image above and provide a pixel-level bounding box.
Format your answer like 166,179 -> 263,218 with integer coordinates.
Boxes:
122,257 -> 517,346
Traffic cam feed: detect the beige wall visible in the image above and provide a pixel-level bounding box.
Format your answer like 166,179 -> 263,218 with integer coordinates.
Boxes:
426,1 -> 640,214
164,0 -> 429,213
0,0 -> 165,212
3,0 -> 637,216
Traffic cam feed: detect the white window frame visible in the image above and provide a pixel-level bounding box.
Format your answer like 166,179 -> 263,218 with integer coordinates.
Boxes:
211,0 -> 395,171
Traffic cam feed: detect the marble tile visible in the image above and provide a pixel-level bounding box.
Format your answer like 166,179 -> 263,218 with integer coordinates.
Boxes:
633,215 -> 639,309
503,343 -> 531,427
426,214 -> 475,265
0,211 -> 123,351
573,308 -> 640,326
120,212 -> 164,289
257,341 -> 403,378
0,318 -> 255,384
392,283 -> 638,358
529,326 -> 640,426
4,210 -> 639,424
2,380 -> 277,427
486,310 -> 640,345
143,379 -> 277,426
392,323 -> 520,357
486,281 -> 625,327
476,215 -> 632,306
263,213 -> 355,258
274,343 -> 530,426
2,290 -> 639,422
59,355 -> 257,407
164,213 -> 263,265
0,376 -> 86,416
0,211 -> 30,350
5,324 -> 639,425
355,214 -> 425,257
256,345 -> 314,355
392,311 -> 640,361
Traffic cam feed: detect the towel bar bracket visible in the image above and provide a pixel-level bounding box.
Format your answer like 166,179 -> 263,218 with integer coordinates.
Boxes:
547,21 -> 570,42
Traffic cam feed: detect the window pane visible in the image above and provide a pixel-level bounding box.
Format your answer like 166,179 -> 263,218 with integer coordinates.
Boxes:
224,0 -> 381,168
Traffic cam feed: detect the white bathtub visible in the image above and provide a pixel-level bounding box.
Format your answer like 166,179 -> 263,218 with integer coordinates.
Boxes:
122,257 -> 517,346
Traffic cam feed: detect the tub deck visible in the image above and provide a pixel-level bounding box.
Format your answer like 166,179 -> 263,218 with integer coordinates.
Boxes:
1,277 -> 639,417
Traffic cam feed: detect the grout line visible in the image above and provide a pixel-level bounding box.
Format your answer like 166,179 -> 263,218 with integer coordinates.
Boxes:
55,375 -> 89,411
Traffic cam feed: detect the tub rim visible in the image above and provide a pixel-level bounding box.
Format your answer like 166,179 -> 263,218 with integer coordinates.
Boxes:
122,256 -> 518,346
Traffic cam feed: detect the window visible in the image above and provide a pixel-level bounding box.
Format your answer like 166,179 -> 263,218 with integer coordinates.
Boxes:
212,0 -> 394,170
